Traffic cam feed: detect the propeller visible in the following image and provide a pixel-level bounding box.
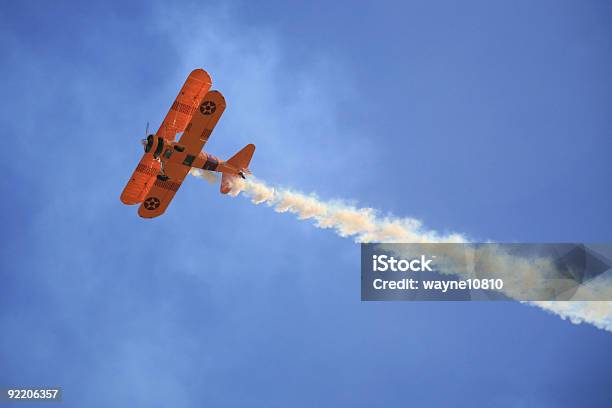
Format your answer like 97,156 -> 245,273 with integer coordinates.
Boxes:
141,122 -> 150,147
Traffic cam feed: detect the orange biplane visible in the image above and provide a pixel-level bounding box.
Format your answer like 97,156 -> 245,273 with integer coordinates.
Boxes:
120,69 -> 255,218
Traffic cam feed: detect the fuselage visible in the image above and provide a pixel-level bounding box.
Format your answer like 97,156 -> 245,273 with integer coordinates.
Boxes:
143,134 -> 232,180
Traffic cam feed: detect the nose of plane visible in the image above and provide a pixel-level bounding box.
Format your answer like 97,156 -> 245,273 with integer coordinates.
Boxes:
142,134 -> 155,153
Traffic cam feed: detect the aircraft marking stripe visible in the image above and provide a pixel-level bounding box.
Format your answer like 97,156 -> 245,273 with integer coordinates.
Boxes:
202,156 -> 219,171
154,179 -> 181,192
183,154 -> 196,166
136,164 -> 158,176
200,128 -> 212,141
171,101 -> 195,115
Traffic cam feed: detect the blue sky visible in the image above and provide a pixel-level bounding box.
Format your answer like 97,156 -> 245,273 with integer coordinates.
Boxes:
1,1 -> 611,407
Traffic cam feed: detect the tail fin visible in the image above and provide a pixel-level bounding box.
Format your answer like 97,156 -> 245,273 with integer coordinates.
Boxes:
227,143 -> 255,170
220,144 -> 256,194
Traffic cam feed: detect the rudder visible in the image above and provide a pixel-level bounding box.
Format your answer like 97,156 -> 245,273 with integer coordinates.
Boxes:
227,144 -> 255,170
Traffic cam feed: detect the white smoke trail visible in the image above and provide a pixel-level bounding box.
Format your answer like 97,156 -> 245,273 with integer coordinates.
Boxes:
191,171 -> 612,332
191,169 -> 219,184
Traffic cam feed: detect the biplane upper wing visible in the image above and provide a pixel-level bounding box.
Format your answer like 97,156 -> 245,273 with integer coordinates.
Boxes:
120,153 -> 161,205
138,90 -> 227,218
156,69 -> 212,141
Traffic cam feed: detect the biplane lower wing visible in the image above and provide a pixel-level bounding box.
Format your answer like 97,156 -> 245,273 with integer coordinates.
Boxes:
120,154 -> 161,205
137,164 -> 190,218
178,90 -> 226,153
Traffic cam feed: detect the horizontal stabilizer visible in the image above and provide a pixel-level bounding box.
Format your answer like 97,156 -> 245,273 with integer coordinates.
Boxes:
220,173 -> 234,194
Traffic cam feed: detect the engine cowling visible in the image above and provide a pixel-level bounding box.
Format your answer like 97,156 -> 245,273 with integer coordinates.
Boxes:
144,134 -> 154,153
144,134 -> 165,159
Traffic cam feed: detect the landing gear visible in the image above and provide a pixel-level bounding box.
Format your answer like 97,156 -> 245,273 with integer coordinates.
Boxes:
157,158 -> 169,181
